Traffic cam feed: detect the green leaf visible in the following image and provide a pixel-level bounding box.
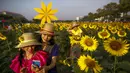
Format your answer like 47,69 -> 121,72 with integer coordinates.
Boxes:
118,61 -> 130,71
101,69 -> 111,73
73,63 -> 84,73
118,71 -> 127,73
101,59 -> 112,69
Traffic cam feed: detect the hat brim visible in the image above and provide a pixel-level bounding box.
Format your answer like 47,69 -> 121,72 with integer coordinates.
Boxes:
15,41 -> 42,48
71,24 -> 79,29
35,30 -> 54,36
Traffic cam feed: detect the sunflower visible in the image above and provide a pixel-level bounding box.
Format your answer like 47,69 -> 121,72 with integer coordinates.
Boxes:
123,23 -> 128,29
110,23 -> 117,28
71,27 -> 82,36
102,24 -> 107,29
127,25 -> 130,30
34,1 -> 58,24
110,28 -> 117,34
59,60 -> 70,67
18,36 -> 24,43
69,27 -> 82,45
93,25 -> 98,30
77,55 -> 103,73
117,30 -> 127,37
83,24 -> 88,29
80,36 -> 98,51
59,26 -> 64,30
0,33 -> 7,40
117,27 -> 122,31
108,26 -> 112,31
97,23 -> 102,28
104,37 -> 129,56
89,24 -> 95,29
69,36 -> 80,46
98,29 -> 110,39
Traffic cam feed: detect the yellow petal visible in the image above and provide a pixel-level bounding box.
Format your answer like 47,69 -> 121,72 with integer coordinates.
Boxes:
41,1 -> 46,12
49,9 -> 58,14
47,16 -> 51,23
0,33 -> 6,40
49,15 -> 58,20
41,17 -> 46,24
47,2 -> 52,12
34,8 -> 44,13
34,14 -> 44,19
85,67 -> 88,72
93,68 -> 98,73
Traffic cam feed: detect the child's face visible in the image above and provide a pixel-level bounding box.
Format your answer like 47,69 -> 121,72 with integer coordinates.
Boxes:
22,46 -> 35,53
73,26 -> 78,31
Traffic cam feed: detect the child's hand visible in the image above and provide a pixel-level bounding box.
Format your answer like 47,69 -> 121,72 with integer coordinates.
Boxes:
31,64 -> 40,72
31,65 -> 46,73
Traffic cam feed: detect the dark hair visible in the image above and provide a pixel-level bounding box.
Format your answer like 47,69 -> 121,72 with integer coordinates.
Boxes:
48,36 -> 55,45
18,49 -> 25,67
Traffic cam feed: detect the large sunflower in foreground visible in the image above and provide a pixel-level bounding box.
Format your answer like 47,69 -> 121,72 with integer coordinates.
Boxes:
98,29 -> 110,39
80,36 -> 98,51
104,37 -> 129,56
78,55 -> 102,73
34,1 -> 58,24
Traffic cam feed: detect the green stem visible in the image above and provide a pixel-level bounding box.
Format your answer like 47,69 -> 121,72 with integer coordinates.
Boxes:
89,51 -> 93,57
114,56 -> 117,73
91,68 -> 94,73
6,39 -> 11,51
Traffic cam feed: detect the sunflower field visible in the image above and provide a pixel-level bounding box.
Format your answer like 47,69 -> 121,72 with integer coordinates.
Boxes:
0,22 -> 130,73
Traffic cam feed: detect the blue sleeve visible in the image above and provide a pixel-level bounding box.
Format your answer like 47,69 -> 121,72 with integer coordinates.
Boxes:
52,44 -> 59,56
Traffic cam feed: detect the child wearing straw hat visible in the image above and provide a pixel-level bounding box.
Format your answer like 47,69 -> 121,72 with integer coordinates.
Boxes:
10,33 -> 48,73
68,21 -> 82,58
67,21 -> 83,72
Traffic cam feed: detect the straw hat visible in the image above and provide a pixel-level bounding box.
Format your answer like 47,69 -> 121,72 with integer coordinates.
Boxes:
15,33 -> 42,48
71,22 -> 79,29
37,23 -> 54,36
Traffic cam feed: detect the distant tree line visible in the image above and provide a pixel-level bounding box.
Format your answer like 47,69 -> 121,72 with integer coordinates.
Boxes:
81,0 -> 130,22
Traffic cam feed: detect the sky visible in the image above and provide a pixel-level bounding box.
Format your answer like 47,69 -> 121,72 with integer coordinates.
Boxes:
0,0 -> 119,20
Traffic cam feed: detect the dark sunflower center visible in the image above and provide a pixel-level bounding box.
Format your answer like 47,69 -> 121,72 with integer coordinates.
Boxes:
119,31 -> 125,35
85,59 -> 96,68
83,24 -> 87,28
110,41 -> 122,51
100,31 -> 108,36
84,38 -> 93,46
